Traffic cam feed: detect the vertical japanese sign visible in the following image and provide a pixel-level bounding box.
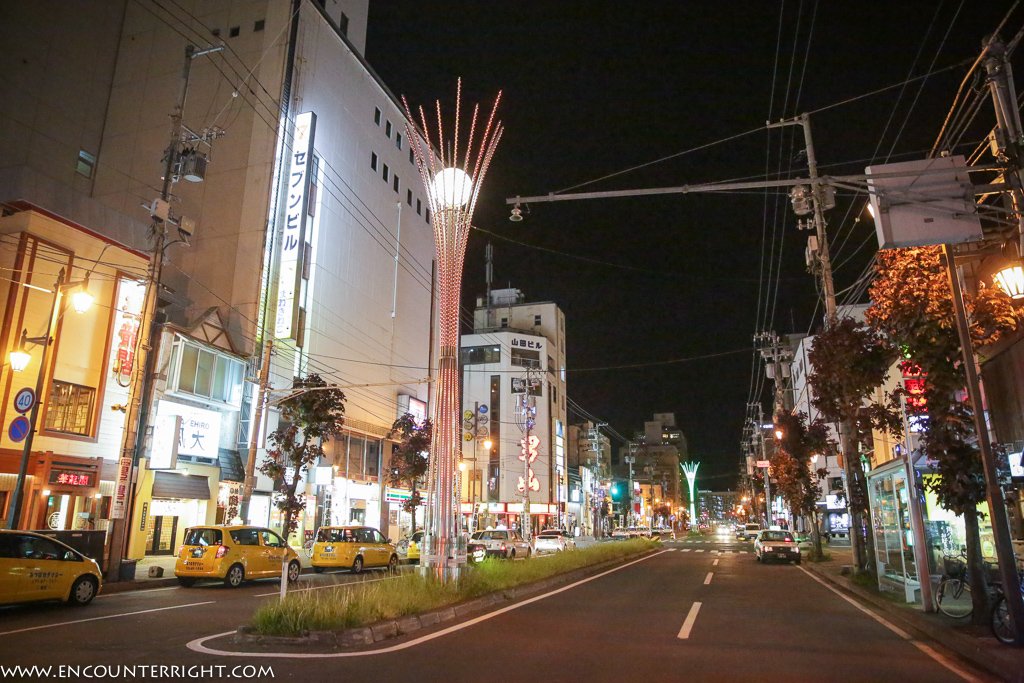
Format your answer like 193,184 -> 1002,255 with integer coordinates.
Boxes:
276,111 -> 317,339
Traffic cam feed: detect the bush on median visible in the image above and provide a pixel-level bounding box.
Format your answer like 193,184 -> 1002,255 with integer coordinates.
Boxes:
251,538 -> 660,636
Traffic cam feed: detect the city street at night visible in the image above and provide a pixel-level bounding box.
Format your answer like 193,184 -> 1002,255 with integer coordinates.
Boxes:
0,541 -> 1000,682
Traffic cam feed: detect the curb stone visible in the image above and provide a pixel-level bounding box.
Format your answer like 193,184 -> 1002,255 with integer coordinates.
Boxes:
804,561 -> 1023,682
233,547 -> 659,651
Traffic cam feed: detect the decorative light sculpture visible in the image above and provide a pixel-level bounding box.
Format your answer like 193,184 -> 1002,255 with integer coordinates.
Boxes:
404,80 -> 503,579
682,461 -> 699,529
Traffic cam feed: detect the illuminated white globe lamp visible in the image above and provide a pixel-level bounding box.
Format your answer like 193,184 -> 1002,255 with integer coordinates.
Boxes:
9,346 -> 31,372
430,167 -> 473,209
71,288 -> 94,314
994,264 -> 1024,300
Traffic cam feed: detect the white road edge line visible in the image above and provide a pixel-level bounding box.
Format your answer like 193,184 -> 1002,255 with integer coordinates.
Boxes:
703,572 -> 713,585
677,601 -> 702,639
713,559 -> 719,566
97,586 -> 181,598
188,549 -> 673,659
798,567 -> 984,683
0,601 -> 215,637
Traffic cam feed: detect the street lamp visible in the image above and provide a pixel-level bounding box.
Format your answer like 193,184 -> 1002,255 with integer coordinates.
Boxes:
404,80 -> 503,580
5,268 -> 94,529
993,263 -> 1024,300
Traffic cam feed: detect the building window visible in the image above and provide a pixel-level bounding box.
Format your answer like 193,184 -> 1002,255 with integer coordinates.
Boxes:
169,336 -> 245,407
254,19 -> 265,31
407,189 -> 413,206
76,150 -> 95,178
382,163 -> 389,182
500,317 -> 508,328
534,314 -> 542,326
393,175 -> 399,193
229,26 -> 240,38
370,151 -> 378,171
385,120 -> 393,138
409,148 -> 415,164
511,348 -> 541,369
374,108 -> 381,126
339,11 -> 349,36
395,132 -> 403,150
45,381 -> 95,436
460,345 -> 501,365
425,208 -> 430,223
416,198 -> 422,215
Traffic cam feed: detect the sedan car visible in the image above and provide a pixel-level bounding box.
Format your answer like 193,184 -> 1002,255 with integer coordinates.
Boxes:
396,530 -> 424,564
610,528 -> 629,540
469,529 -> 532,559
175,525 -> 301,587
737,523 -> 762,541
0,530 -> 102,606
532,530 -> 576,553
754,530 -> 801,564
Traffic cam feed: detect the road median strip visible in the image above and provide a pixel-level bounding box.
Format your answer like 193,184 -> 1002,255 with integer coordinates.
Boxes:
231,540 -> 662,652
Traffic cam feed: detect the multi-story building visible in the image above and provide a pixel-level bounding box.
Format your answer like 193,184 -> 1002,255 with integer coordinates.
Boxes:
567,421 -> 611,536
698,490 -> 742,523
0,1 -> 436,565
459,287 -> 567,534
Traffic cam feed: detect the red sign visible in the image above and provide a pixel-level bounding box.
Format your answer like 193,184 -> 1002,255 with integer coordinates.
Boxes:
49,470 -> 94,487
900,361 -> 928,412
114,310 -> 140,387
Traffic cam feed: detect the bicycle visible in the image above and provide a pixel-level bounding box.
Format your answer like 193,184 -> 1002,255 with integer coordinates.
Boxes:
989,564 -> 1024,645
935,549 -> 974,619
303,538 -> 315,558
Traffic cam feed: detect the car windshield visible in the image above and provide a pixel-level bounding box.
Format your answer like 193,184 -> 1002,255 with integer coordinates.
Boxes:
183,528 -> 222,546
761,531 -> 794,542
745,524 -> 761,531
472,531 -> 506,540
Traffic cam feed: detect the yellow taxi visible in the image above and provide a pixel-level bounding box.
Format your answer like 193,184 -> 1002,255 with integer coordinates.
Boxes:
0,530 -> 102,606
311,526 -> 399,574
400,530 -> 424,564
174,525 -> 300,588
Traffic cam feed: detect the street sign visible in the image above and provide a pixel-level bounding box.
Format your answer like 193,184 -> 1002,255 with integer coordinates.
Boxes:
8,416 -> 30,442
756,460 -> 770,468
478,404 -> 488,413
13,387 -> 35,414
670,514 -> 677,521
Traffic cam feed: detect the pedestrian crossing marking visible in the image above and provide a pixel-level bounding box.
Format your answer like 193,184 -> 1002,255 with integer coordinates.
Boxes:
695,549 -> 704,553
681,548 -> 691,552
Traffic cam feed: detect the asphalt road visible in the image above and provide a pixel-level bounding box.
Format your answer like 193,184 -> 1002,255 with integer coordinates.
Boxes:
0,537 -> 997,683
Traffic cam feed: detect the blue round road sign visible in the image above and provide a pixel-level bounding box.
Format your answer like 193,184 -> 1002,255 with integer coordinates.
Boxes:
13,387 -> 35,414
8,416 -> 30,443
478,405 -> 488,414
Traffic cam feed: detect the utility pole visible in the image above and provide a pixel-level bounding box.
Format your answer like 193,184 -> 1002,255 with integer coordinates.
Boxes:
239,339 -> 273,523
515,367 -> 538,542
756,330 -> 793,415
768,114 -> 838,319
106,44 -> 222,581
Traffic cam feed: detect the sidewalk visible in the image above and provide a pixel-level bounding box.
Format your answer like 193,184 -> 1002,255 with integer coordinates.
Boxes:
804,544 -> 1024,683
100,550 -> 317,594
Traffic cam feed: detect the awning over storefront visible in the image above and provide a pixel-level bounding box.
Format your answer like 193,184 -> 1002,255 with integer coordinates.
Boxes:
152,471 -> 211,499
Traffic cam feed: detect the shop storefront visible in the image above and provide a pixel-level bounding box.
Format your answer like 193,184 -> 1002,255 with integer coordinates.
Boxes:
868,457 -> 996,603
127,460 -> 218,559
470,502 -> 558,534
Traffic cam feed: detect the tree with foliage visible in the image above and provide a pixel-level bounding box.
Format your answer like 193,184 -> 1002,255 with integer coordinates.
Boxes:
386,413 -> 432,534
809,315 -> 901,578
259,374 -> 346,596
770,410 -> 831,559
866,246 -> 1018,623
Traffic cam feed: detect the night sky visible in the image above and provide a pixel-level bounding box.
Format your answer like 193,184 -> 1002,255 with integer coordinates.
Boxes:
365,1 -> 1019,487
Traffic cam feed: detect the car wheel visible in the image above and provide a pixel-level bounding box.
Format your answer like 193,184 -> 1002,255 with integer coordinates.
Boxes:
388,554 -> 399,573
224,563 -> 245,588
313,566 -> 325,574
68,576 -> 98,606
287,560 -> 301,583
351,556 -> 364,574
177,576 -> 197,587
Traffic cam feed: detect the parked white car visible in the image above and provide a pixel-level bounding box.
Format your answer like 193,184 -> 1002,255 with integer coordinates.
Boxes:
532,530 -> 576,553
469,529 -> 532,559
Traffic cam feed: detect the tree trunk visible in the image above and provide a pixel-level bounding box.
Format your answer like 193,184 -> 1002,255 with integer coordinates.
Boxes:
850,447 -> 878,579
410,481 -> 419,533
840,418 -> 865,571
963,507 -> 991,627
810,509 -> 823,559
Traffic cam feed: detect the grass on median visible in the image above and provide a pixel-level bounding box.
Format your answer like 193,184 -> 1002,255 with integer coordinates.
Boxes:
251,538 -> 660,636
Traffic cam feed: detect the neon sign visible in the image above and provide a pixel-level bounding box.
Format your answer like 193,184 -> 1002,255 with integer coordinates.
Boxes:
276,111 -> 317,339
49,470 -> 93,487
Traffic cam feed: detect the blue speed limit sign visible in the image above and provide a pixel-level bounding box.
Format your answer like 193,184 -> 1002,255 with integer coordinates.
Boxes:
13,388 -> 35,414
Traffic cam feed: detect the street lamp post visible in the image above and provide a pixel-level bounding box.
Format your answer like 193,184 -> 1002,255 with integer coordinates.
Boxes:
404,80 -> 503,580
5,268 -> 93,529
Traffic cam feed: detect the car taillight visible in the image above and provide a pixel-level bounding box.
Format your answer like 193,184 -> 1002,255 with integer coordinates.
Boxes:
501,544 -> 506,552
215,545 -> 228,559
177,546 -> 184,557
